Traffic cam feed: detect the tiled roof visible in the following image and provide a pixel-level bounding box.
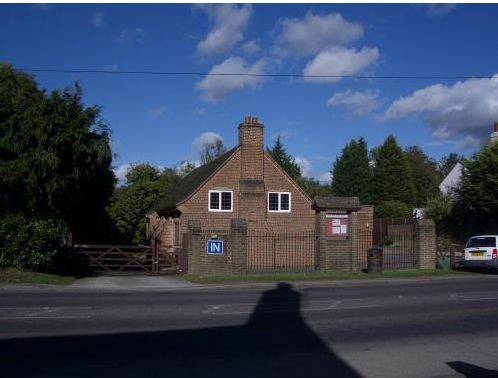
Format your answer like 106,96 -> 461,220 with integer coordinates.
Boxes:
314,196 -> 361,210
154,147 -> 238,214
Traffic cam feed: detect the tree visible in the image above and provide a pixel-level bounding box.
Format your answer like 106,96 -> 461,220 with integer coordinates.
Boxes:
178,160 -> 197,177
200,139 -> 227,165
374,200 -> 412,218
267,136 -> 301,179
331,138 -> 373,204
439,153 -> 464,177
372,135 -> 415,206
456,142 -> 498,223
425,195 -> 452,232
0,64 -> 115,242
405,146 -> 441,207
107,164 -> 180,244
295,177 -> 333,199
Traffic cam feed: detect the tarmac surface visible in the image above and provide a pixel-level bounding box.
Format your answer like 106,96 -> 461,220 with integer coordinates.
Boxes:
1,274 -> 498,377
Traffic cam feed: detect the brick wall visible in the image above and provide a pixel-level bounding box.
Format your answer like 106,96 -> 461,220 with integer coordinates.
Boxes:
415,219 -> 436,269
316,210 -> 356,271
186,219 -> 247,275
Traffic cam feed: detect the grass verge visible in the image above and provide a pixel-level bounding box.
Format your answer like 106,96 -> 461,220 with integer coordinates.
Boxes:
184,269 -> 465,284
0,268 -> 76,286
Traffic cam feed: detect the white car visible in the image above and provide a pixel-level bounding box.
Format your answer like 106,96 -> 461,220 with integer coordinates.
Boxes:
463,235 -> 498,270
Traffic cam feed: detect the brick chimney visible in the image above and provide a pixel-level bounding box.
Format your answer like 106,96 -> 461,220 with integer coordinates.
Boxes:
238,116 -> 265,223
492,122 -> 498,144
238,116 -> 264,181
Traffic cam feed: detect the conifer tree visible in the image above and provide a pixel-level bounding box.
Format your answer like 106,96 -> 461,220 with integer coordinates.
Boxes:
331,138 -> 373,204
267,136 -> 301,179
405,146 -> 441,207
372,135 -> 415,206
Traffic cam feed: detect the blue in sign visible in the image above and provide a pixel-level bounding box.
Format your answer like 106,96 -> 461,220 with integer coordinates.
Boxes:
206,240 -> 224,255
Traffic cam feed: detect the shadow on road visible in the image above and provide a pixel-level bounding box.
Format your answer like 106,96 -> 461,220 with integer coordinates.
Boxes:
0,282 -> 360,377
447,361 -> 498,377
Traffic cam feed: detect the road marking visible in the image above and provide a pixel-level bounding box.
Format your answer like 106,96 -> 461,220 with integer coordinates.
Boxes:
1,316 -> 90,320
0,306 -> 92,320
462,297 -> 498,301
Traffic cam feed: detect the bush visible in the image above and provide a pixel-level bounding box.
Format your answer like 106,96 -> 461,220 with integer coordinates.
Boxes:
0,214 -> 66,271
425,195 -> 452,225
375,200 -> 412,218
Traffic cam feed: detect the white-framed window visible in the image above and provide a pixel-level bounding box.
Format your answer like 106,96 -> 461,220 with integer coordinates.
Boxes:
208,190 -> 233,212
268,192 -> 291,213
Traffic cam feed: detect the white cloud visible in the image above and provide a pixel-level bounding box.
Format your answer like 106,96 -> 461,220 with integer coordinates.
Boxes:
192,132 -> 224,151
196,56 -> 266,102
276,12 -> 363,56
92,11 -> 105,28
295,157 -> 311,177
241,40 -> 260,55
327,90 -> 379,117
426,4 -> 456,17
271,128 -> 298,141
303,46 -> 379,84
149,106 -> 168,118
383,75 -> 498,143
317,172 -> 332,184
117,28 -> 146,44
113,164 -> 131,186
196,4 -> 252,56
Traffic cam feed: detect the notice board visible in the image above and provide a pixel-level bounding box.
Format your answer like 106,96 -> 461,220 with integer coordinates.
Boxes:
326,213 -> 349,237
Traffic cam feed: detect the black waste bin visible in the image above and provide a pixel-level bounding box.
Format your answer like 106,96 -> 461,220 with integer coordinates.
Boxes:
367,246 -> 383,273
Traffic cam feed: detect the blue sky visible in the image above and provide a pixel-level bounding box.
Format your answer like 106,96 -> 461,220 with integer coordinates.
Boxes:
2,4 -> 498,183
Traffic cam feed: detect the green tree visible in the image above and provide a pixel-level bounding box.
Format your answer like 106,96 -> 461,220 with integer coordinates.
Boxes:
331,138 -> 373,204
0,64 -> 115,242
267,136 -> 301,179
405,146 -> 441,207
439,153 -> 464,177
200,139 -> 227,165
457,142 -> 498,223
372,135 -> 416,206
295,177 -> 332,199
107,164 -> 180,244
425,195 -> 452,233
374,200 -> 412,218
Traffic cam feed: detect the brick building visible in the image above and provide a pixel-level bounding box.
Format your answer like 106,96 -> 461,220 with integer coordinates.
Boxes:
148,116 -> 316,248
148,116 -> 434,275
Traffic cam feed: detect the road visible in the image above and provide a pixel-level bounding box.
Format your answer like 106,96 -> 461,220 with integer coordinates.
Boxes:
1,275 -> 498,377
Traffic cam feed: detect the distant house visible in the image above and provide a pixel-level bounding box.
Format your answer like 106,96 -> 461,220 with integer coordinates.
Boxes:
439,122 -> 498,197
439,162 -> 464,196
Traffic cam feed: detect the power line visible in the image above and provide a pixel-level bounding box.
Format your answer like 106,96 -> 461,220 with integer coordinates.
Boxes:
18,68 -> 495,80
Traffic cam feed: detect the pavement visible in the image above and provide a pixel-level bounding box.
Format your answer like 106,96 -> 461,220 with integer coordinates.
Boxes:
1,274 -> 498,377
68,274 -> 196,290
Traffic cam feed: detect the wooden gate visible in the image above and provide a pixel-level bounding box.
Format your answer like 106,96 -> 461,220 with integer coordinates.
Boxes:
74,244 -> 176,274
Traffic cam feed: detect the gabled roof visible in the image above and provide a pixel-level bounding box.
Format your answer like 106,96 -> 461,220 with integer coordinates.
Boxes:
314,196 -> 361,210
154,147 -> 238,214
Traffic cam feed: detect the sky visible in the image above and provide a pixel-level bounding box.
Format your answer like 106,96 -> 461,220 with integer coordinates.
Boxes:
2,3 -> 498,184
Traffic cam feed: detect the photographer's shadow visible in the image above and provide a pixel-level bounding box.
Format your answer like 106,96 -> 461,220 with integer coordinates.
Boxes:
0,282 -> 359,377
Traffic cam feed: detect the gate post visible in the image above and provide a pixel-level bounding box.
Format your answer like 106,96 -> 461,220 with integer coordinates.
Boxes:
415,219 -> 436,269
187,220 -> 202,274
230,218 -> 248,275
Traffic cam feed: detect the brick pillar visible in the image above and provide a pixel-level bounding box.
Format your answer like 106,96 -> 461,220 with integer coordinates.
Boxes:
187,220 -> 201,274
230,218 -> 248,275
415,219 -> 436,269
349,211 -> 359,272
